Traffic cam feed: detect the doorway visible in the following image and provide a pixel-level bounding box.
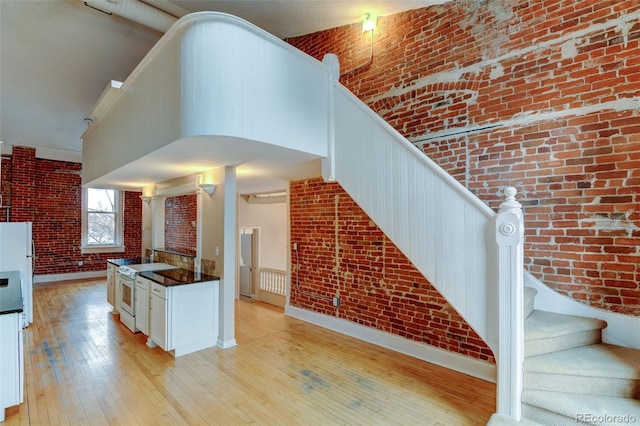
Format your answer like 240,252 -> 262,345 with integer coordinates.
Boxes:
239,227 -> 258,298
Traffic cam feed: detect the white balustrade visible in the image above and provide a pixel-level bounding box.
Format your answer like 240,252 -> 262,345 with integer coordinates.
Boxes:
327,73 -> 525,421
329,82 -> 499,353
259,268 -> 287,296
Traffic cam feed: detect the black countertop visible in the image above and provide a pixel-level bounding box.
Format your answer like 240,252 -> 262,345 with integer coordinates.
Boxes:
0,271 -> 24,315
139,268 -> 220,287
107,257 -> 152,266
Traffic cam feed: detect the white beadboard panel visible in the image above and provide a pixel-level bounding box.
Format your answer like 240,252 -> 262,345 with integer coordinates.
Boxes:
179,18 -> 328,153
414,163 -> 427,274
83,35 -> 182,184
83,12 -> 329,186
333,84 -> 497,345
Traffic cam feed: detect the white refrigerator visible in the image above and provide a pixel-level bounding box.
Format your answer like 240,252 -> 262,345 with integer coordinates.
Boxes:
0,222 -> 34,327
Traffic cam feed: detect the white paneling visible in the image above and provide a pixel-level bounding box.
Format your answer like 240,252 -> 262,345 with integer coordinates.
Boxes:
332,85 -> 498,344
451,193 -> 465,312
83,13 -> 329,186
179,18 -> 329,155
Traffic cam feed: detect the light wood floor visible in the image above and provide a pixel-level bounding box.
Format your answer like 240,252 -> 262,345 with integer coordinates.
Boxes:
4,279 -> 495,425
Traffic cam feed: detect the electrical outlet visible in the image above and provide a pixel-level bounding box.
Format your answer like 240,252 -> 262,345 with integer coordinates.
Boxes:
332,297 -> 340,307
293,242 -> 298,251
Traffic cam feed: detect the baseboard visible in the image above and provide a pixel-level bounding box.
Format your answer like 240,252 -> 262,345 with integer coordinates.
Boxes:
217,338 -> 237,349
257,290 -> 285,307
34,270 -> 106,284
285,305 -> 496,383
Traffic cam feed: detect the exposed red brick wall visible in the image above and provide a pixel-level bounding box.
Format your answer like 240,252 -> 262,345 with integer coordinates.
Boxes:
10,146 -> 36,223
0,156 -> 11,222
290,178 -> 495,362
289,1 -> 640,315
164,194 -> 197,256
2,146 -> 141,275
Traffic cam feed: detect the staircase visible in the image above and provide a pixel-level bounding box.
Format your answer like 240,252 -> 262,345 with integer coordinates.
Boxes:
520,287 -> 640,424
82,13 -> 640,421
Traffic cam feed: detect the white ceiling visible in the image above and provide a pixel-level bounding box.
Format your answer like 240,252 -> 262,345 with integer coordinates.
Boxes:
0,0 -> 449,192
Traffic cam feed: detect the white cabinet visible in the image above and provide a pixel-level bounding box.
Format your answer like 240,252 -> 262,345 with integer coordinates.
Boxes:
148,280 -> 219,357
150,282 -> 167,349
0,312 -> 23,422
106,263 -> 116,309
134,277 -> 149,335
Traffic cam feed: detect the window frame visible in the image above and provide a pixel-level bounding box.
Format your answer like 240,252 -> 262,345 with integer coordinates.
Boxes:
80,187 -> 125,254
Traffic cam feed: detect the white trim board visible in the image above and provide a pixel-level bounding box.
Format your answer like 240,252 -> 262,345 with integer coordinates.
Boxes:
285,305 -> 496,383
34,270 -> 106,284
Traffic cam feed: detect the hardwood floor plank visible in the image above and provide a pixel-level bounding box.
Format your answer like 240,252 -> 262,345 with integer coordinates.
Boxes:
4,279 -> 495,425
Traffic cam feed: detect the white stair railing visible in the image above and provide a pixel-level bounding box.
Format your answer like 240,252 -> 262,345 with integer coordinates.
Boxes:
259,268 -> 287,296
325,74 -> 525,420
328,82 -> 499,352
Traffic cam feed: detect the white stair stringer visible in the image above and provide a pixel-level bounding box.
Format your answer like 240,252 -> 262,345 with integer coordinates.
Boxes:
328,84 -> 499,353
525,271 -> 640,350
523,308 -> 640,424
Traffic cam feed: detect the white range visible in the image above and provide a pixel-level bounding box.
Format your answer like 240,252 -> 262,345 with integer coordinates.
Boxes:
117,263 -> 176,332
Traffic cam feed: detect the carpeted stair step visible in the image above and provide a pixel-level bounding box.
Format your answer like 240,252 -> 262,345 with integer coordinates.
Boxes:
524,343 -> 640,397
524,310 -> 606,357
524,287 -> 537,319
522,390 -> 640,425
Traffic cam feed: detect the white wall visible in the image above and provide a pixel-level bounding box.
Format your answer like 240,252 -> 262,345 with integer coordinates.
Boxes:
238,196 -> 287,271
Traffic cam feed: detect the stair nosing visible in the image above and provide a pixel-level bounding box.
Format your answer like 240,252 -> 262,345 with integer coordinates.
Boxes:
525,310 -> 606,342
522,389 -> 640,420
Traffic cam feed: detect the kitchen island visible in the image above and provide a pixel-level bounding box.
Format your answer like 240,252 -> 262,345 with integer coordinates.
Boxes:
137,268 -> 220,357
0,271 -> 24,422
106,257 -> 161,312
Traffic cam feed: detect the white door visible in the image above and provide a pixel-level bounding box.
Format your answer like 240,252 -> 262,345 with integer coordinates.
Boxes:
239,229 -> 255,297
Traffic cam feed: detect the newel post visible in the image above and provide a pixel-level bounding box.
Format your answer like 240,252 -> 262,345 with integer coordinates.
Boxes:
495,187 -> 524,420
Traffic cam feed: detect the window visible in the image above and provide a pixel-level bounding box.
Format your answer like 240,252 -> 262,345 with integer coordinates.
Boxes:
81,188 -> 125,253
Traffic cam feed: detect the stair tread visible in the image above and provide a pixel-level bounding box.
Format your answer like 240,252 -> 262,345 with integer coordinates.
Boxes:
525,310 -> 606,342
525,343 -> 640,379
523,390 -> 640,419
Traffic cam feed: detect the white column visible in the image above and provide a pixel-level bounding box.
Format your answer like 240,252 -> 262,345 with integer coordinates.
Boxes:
321,53 -> 338,183
495,187 -> 524,420
218,166 -> 237,349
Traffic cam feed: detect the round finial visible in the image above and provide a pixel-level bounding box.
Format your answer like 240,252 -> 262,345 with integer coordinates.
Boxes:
499,186 -> 522,213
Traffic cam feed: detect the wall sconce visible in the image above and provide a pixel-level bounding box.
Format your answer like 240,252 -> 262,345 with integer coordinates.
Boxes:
341,13 -> 377,78
199,183 -> 217,195
140,195 -> 152,203
362,13 -> 377,33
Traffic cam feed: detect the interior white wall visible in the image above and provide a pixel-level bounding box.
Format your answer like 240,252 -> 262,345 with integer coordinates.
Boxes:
238,196 -> 287,272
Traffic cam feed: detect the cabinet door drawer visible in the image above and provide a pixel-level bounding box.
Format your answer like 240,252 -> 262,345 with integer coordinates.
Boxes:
150,282 -> 167,299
